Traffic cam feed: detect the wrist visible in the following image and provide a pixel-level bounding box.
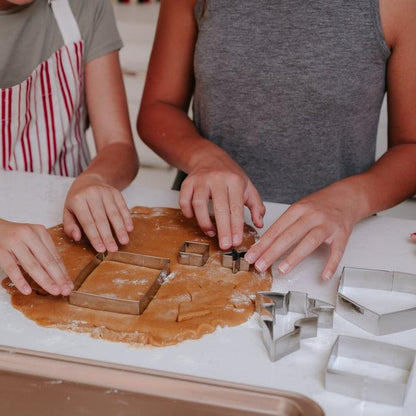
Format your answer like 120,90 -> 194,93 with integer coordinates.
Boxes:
186,140 -> 233,173
331,175 -> 372,223
70,172 -> 106,191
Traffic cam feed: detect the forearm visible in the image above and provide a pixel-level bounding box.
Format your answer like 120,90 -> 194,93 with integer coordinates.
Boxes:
138,102 -> 232,173
333,143 -> 416,221
75,141 -> 138,190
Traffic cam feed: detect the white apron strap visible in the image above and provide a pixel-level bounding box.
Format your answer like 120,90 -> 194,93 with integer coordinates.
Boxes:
49,0 -> 82,45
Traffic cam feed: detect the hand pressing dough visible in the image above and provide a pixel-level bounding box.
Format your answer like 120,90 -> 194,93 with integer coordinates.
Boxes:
2,207 -> 271,347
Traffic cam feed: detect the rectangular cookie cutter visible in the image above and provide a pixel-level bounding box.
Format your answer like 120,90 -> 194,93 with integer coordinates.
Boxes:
337,266 -> 416,335
69,252 -> 170,315
325,335 -> 416,406
222,249 -> 249,273
256,291 -> 334,362
178,241 -> 210,267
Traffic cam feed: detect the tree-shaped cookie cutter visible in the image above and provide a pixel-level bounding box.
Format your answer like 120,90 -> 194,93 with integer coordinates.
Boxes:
69,252 -> 170,315
256,291 -> 334,362
222,249 -> 249,273
336,266 -> 416,335
178,241 -> 210,267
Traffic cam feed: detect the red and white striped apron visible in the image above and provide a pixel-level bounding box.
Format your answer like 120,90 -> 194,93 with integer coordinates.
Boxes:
0,0 -> 90,177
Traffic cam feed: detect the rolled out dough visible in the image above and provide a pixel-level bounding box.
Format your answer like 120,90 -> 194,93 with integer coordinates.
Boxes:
2,207 -> 271,347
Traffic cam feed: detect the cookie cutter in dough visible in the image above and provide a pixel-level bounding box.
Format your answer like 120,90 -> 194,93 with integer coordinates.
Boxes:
256,291 -> 334,362
336,266 -> 416,335
325,335 -> 416,406
69,252 -> 170,315
178,241 -> 210,267
222,249 -> 249,273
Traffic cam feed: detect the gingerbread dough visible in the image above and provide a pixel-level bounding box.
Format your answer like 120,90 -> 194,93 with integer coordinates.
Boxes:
2,207 -> 271,347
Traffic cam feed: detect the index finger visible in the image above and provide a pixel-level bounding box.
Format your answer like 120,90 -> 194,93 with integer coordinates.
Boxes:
245,206 -> 301,264
227,182 -> 245,247
211,186 -> 232,250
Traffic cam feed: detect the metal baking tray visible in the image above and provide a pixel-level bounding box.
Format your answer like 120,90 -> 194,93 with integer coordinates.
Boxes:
0,345 -> 324,416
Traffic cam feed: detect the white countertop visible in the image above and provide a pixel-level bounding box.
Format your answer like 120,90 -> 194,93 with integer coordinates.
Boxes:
1,170 -> 416,416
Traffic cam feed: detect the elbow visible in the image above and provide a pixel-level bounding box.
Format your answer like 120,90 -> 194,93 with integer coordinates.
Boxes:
132,151 -> 140,179
137,104 -> 151,147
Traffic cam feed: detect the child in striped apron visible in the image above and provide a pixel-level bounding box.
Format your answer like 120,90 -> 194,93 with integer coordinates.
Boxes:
0,0 -> 139,296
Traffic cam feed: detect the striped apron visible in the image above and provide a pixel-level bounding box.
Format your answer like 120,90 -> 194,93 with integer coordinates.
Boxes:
0,0 -> 90,177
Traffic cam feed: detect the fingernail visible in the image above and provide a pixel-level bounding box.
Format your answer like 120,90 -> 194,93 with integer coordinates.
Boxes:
51,284 -> 60,294
245,253 -> 255,263
96,244 -> 106,252
22,284 -> 31,295
232,235 -> 242,247
65,281 -> 74,291
207,231 -> 216,238
119,234 -> 129,245
256,260 -> 267,272
221,237 -> 231,248
108,244 -> 118,252
323,271 -> 333,280
278,262 -> 290,274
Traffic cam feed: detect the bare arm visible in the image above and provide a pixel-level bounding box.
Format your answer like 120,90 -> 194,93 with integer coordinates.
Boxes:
64,51 -> 139,253
246,0 -> 416,278
138,0 -> 264,249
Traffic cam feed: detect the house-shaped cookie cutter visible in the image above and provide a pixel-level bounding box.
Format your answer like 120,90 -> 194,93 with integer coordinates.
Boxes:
222,249 -> 249,274
336,267 -> 416,335
69,252 -> 170,315
325,335 -> 416,406
178,241 -> 210,267
256,291 -> 334,362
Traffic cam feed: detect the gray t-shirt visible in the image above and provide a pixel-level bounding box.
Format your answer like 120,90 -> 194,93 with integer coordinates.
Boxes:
0,0 -> 123,89
193,0 -> 390,204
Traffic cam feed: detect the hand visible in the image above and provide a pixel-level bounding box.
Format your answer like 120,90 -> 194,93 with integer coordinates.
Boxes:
0,220 -> 72,296
63,175 -> 133,252
179,152 -> 265,250
244,183 -> 364,279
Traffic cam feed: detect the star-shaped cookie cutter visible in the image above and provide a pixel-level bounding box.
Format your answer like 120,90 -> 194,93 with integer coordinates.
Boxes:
178,241 -> 210,267
336,266 -> 416,335
222,249 -> 249,273
256,291 -> 334,362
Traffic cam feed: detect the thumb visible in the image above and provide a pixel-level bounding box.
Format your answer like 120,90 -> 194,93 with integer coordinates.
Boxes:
63,209 -> 82,241
245,181 -> 266,228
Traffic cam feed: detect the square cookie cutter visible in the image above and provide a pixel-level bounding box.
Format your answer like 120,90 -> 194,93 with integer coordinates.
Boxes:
222,249 -> 249,273
325,335 -> 416,406
178,241 -> 210,267
256,291 -> 334,362
337,266 -> 416,335
69,252 -> 170,315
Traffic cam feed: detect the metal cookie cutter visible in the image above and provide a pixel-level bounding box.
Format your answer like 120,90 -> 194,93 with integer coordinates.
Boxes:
69,252 -> 170,315
337,266 -> 416,335
222,249 -> 249,273
325,335 -> 416,406
178,241 -> 210,267
256,291 -> 334,362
